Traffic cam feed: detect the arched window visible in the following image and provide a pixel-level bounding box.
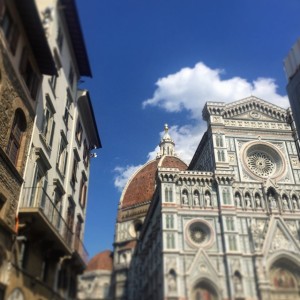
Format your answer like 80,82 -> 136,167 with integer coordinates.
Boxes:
233,271 -> 243,294
6,109 -> 26,165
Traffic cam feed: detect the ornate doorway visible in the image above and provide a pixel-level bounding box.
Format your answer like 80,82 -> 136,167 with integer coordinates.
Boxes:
192,282 -> 218,300
269,260 -> 300,300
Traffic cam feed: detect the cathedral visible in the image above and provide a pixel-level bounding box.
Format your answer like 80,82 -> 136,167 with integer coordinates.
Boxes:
78,96 -> 300,300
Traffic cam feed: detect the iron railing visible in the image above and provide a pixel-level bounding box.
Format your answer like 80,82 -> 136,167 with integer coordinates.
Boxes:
20,187 -> 73,249
74,235 -> 89,264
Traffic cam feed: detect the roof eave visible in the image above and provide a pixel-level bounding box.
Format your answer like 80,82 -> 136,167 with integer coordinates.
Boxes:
15,0 -> 57,76
77,90 -> 101,149
60,0 -> 92,77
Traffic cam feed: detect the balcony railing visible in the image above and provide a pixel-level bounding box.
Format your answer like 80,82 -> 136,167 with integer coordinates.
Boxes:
74,236 -> 89,264
20,187 -> 73,249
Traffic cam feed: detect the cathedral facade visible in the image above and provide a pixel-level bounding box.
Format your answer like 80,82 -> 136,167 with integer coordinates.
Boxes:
79,96 -> 300,300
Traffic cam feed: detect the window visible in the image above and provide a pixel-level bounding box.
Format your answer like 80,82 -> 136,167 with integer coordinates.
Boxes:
166,214 -> 174,229
165,187 -> 172,202
65,198 -> 75,246
226,217 -> 235,231
70,150 -> 80,187
75,216 -> 83,248
40,259 -> 49,282
2,7 -> 19,54
166,233 -> 175,249
63,90 -> 72,128
75,121 -> 83,145
57,27 -> 63,51
18,240 -> 29,269
52,179 -> 65,231
68,65 -> 74,87
19,47 -> 39,99
6,109 -> 26,165
222,188 -> 231,205
228,235 -> 237,251
53,191 -> 63,230
83,139 -> 89,167
41,99 -> 55,147
29,167 -> 48,208
57,133 -> 68,176
217,150 -> 225,161
79,173 -> 87,208
0,193 -> 6,212
216,135 -> 223,147
49,75 -> 57,95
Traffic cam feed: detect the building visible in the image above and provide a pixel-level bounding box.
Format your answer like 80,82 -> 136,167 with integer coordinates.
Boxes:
0,0 -> 101,299
284,38 -> 300,157
78,250 -> 113,300
0,0 -> 56,298
82,96 -> 300,300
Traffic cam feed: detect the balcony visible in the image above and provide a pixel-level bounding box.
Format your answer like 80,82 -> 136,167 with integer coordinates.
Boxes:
74,236 -> 89,265
19,187 -> 73,253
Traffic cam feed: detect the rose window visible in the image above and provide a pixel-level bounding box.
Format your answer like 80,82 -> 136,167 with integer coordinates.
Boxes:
190,225 -> 207,244
241,142 -> 286,180
247,152 -> 275,177
187,220 -> 214,248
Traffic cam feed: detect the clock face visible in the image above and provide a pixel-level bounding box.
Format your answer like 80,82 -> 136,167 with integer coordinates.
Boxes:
7,288 -> 24,300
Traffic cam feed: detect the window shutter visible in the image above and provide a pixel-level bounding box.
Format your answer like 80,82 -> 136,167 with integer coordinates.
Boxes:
63,151 -> 68,175
49,120 -> 55,147
19,47 -> 28,75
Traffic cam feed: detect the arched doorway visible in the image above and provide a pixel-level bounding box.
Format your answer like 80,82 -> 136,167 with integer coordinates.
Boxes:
192,281 -> 218,300
269,258 -> 300,300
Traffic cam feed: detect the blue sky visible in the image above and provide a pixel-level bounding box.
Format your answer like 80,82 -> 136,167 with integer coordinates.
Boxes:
75,0 -> 300,259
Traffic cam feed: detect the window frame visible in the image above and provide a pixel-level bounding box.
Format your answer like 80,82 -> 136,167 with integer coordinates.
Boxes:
6,109 -> 26,166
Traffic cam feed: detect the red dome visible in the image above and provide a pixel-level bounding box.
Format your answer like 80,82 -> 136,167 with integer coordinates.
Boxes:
86,250 -> 113,272
120,156 -> 187,209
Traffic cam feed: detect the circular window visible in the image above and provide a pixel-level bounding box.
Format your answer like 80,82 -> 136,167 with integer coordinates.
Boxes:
186,219 -> 214,248
247,152 -> 275,177
241,141 -> 286,180
189,224 -> 207,244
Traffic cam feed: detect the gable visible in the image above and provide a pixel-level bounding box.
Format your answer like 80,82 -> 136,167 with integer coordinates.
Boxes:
262,217 -> 300,257
204,96 -> 287,123
223,96 -> 287,122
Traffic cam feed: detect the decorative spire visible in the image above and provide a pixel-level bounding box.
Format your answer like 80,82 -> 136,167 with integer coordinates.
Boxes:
158,124 -> 175,157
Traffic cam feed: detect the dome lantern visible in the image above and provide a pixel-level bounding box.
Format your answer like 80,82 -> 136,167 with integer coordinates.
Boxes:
158,124 -> 175,157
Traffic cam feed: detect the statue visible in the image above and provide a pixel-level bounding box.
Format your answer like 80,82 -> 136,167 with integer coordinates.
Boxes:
194,194 -> 200,205
292,197 -> 298,210
269,195 -> 277,209
245,195 -> 251,207
282,198 -> 289,210
205,193 -> 211,207
235,194 -> 241,207
182,193 -> 188,205
255,195 -> 261,208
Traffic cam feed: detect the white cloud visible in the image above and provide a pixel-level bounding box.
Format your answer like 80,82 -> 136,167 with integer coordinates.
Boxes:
143,62 -> 289,119
114,164 -> 143,192
114,62 -> 289,191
